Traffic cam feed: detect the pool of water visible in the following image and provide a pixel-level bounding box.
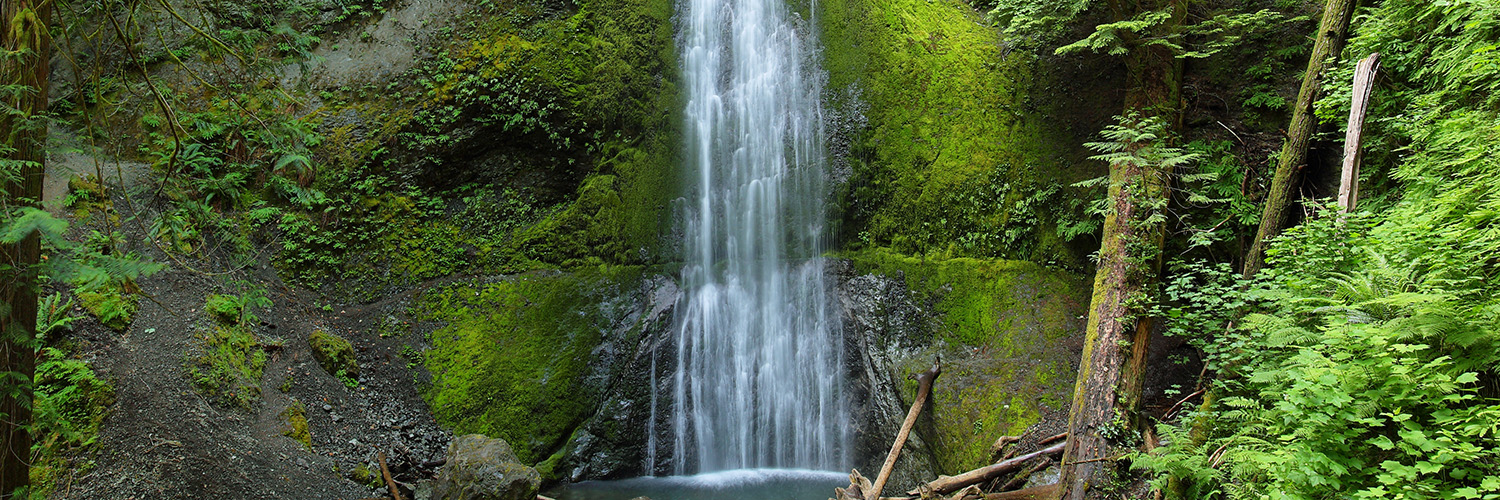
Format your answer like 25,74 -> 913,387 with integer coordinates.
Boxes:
545,469 -> 848,500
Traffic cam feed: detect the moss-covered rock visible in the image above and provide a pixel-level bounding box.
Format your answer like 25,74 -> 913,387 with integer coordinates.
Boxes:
818,0 -> 1110,265
281,401 -> 312,450
308,329 -> 359,379
845,248 -> 1088,473
416,269 -> 647,466
187,326 -> 267,409
434,434 -> 541,500
78,289 -> 138,332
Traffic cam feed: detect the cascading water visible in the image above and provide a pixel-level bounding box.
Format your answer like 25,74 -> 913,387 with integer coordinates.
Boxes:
655,0 -> 847,475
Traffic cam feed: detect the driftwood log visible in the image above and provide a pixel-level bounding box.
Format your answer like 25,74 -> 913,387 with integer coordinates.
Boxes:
912,442 -> 1065,496
865,361 -> 941,500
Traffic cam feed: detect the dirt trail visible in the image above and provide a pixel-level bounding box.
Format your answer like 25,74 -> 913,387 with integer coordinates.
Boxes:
50,174 -> 451,499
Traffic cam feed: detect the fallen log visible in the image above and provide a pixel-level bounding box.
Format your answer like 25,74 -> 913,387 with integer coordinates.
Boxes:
912,442 -> 1065,496
866,361 -> 942,500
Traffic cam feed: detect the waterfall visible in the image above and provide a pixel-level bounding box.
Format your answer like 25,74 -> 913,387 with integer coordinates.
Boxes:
665,0 -> 847,474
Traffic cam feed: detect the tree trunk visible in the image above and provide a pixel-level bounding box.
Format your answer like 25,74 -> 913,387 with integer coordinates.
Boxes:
1055,1 -> 1183,498
1,0 -> 50,497
1242,0 -> 1356,277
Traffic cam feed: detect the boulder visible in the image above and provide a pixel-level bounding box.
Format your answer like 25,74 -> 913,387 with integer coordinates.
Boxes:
308,329 -> 358,378
433,435 -> 541,500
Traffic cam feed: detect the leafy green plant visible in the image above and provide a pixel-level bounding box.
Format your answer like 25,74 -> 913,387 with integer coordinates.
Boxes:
35,293 -> 77,340
29,348 -> 115,500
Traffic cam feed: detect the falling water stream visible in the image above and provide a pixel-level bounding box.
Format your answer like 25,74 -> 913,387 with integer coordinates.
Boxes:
554,0 -> 847,497
664,0 -> 846,476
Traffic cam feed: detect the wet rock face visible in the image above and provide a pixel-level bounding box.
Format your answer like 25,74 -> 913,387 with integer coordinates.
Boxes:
557,260 -> 947,487
835,260 -> 942,493
559,276 -> 682,480
434,434 -> 542,500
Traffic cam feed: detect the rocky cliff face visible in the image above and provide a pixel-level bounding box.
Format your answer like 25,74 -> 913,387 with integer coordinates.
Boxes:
551,256 -> 1085,491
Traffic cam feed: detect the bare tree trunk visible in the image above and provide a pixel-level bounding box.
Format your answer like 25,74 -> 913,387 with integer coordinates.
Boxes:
1055,1 -> 1183,498
1,0 -> 50,497
1242,0 -> 1356,277
1338,53 -> 1380,213
867,363 -> 940,500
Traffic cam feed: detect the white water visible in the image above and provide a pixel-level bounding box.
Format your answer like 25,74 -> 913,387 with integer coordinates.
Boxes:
650,0 -> 847,475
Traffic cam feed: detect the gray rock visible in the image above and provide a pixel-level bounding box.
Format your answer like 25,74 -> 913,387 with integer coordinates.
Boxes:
433,435 -> 541,500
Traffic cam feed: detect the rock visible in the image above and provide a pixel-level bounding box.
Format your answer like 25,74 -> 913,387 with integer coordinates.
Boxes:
433,435 -> 540,500
308,329 -> 359,378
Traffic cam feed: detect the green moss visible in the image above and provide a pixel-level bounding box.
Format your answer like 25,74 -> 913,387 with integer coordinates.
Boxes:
281,401 -> 312,450
818,0 -> 1094,264
847,248 -> 1087,473
77,287 -> 138,332
416,268 -> 642,467
205,294 -> 242,325
308,329 -> 359,379
187,326 -> 267,409
281,0 -> 681,292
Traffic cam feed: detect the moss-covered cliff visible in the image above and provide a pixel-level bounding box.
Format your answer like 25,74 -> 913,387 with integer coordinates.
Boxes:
846,249 -> 1087,474
818,0 -> 1113,266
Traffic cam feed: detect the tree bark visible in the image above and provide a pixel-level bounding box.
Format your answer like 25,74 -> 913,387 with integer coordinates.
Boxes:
1,0 -> 50,497
1055,0 -> 1184,498
1338,53 -> 1379,213
1242,0 -> 1357,277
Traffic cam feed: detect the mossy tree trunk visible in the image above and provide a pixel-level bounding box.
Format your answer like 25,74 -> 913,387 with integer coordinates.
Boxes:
1242,0 -> 1355,278
1,0 -> 50,496
1056,0 -> 1184,498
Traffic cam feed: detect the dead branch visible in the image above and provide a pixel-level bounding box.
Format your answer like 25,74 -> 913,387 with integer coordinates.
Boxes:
866,360 -> 942,500
913,442 -> 1065,496
379,451 -> 404,500
999,457 -> 1051,492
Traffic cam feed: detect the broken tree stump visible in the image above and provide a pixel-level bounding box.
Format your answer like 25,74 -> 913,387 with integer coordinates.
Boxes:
867,361 -> 942,500
1339,52 -> 1380,213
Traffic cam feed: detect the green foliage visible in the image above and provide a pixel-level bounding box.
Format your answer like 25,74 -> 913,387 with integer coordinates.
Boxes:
205,295 -> 242,325
308,329 -> 358,380
76,287 -> 138,332
205,285 -> 272,326
35,293 -> 78,340
28,348 -> 115,500
187,326 -> 268,409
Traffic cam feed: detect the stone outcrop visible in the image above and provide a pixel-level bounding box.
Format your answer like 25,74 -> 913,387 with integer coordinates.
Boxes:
433,434 -> 541,500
